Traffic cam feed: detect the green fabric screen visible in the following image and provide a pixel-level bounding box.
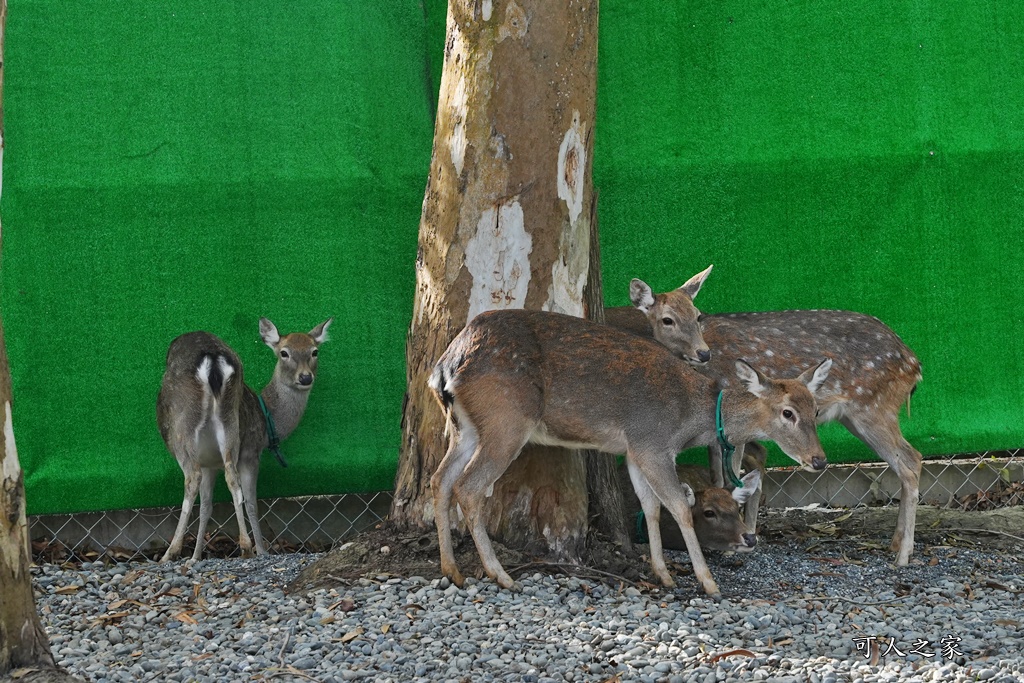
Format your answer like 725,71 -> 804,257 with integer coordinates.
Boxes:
4,1 -> 1023,515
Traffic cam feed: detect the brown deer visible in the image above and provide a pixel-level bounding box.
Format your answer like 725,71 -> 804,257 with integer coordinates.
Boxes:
607,266 -> 923,566
157,317 -> 332,562
428,309 -> 831,597
619,461 -> 762,552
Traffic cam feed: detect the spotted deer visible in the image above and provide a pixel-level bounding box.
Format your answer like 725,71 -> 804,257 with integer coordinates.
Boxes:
428,309 -> 831,597
619,460 -> 762,553
157,317 -> 332,562
606,266 -> 923,566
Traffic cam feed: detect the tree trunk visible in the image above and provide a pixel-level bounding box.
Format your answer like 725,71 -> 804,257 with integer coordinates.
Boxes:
393,0 -> 599,563
580,191 -> 630,551
0,4 -> 82,678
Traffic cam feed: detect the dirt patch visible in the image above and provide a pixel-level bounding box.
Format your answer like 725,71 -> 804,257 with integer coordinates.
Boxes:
288,504 -> 1024,595
287,523 -> 654,594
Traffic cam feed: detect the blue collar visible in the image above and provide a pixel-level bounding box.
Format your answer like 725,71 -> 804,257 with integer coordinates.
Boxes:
716,391 -> 744,488
257,395 -> 288,468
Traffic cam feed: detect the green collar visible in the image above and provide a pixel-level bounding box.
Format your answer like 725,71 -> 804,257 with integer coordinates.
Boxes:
716,391 -> 744,489
258,395 -> 288,468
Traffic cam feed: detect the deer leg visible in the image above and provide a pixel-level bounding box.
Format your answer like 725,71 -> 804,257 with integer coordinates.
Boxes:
741,442 -> 767,536
625,457 -> 672,587
452,426 -> 530,590
239,459 -> 266,555
707,442 -> 725,488
430,423 -> 478,587
841,414 -> 922,565
632,452 -> 720,598
190,468 -> 216,562
222,452 -> 254,558
162,460 -> 201,562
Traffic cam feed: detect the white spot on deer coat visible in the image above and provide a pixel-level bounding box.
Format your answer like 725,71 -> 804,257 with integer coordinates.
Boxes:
557,111 -> 586,225
465,199 -> 532,322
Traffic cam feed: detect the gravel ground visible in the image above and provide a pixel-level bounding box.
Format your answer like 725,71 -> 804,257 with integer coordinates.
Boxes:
33,524 -> 1024,683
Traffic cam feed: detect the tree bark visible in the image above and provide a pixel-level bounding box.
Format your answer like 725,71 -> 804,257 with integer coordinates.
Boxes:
580,191 -> 630,551
393,0 -> 599,563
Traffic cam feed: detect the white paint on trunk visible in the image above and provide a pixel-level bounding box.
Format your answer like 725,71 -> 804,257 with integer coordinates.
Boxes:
482,0 -> 492,21
449,74 -> 468,176
2,401 -> 19,481
498,1 -> 528,42
464,199 -> 532,322
557,111 -> 586,225
547,111 -> 590,316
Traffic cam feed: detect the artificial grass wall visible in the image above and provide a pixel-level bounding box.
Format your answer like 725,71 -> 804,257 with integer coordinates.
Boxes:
3,2 -> 434,514
4,2 -> 1023,515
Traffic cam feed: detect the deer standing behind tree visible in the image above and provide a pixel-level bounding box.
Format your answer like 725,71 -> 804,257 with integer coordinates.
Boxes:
605,266 -> 923,566
428,309 -> 831,597
156,317 -> 332,562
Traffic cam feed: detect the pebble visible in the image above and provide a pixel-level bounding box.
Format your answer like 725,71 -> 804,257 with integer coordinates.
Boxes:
31,538 -> 1024,683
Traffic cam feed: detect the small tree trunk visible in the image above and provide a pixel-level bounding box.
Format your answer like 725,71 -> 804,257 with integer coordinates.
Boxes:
580,191 -> 630,551
393,0 -> 599,563
0,4 -> 82,678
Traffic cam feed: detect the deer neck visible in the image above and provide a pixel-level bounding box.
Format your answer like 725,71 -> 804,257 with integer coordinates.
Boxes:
716,390 -> 765,446
260,377 -> 311,442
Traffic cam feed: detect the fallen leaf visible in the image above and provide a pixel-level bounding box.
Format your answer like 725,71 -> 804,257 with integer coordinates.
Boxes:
175,612 -> 198,625
54,586 -> 81,595
928,556 -> 939,566
381,624 -> 391,634
995,618 -> 1021,627
340,627 -> 364,644
709,648 -> 756,663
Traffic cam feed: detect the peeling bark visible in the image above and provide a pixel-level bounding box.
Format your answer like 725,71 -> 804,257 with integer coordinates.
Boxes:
393,0 -> 600,565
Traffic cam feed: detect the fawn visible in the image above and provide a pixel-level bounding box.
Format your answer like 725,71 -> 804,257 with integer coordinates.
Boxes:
607,266 -> 923,566
157,317 -> 332,562
429,309 -> 830,597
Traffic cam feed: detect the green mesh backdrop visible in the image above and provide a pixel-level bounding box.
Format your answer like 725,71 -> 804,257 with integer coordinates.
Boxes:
4,1 -> 1022,515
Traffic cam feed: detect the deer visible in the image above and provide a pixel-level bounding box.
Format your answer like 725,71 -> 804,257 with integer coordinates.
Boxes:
156,317 -> 332,562
618,459 -> 763,554
605,265 -> 924,566
428,308 -> 831,597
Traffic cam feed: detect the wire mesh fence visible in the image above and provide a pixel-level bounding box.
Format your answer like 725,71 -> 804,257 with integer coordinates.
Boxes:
29,450 -> 1023,564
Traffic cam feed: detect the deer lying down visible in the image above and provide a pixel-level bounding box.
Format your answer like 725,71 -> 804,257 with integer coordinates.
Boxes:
606,265 -> 924,566
619,460 -> 761,552
429,309 -> 831,597
620,449 -> 766,552
157,318 -> 332,562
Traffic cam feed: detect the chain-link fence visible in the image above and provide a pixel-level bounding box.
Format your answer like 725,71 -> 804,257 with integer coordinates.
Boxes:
29,450 -> 1023,563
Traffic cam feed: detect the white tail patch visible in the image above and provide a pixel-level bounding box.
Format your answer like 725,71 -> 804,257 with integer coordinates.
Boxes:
196,357 -> 212,385
217,356 -> 235,384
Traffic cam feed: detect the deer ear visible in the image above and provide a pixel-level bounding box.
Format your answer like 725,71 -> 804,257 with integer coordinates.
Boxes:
735,360 -> 767,397
259,318 -> 281,348
798,358 -> 833,395
732,470 -> 762,504
680,482 -> 697,508
629,279 -> 656,312
310,317 -> 333,344
679,264 -> 713,300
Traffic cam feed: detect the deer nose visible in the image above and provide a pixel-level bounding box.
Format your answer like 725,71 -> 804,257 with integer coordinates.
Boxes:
298,373 -> 314,386
811,455 -> 827,470
742,533 -> 757,548
696,349 -> 711,363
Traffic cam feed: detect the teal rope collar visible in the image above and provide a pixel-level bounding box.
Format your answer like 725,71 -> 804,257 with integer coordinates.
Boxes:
257,395 -> 289,468
716,391 -> 744,489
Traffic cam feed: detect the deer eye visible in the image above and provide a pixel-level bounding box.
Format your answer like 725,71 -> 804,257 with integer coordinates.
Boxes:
280,349 -> 290,359
661,317 -> 674,326
311,348 -> 318,358
703,510 -> 716,519
782,409 -> 794,420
